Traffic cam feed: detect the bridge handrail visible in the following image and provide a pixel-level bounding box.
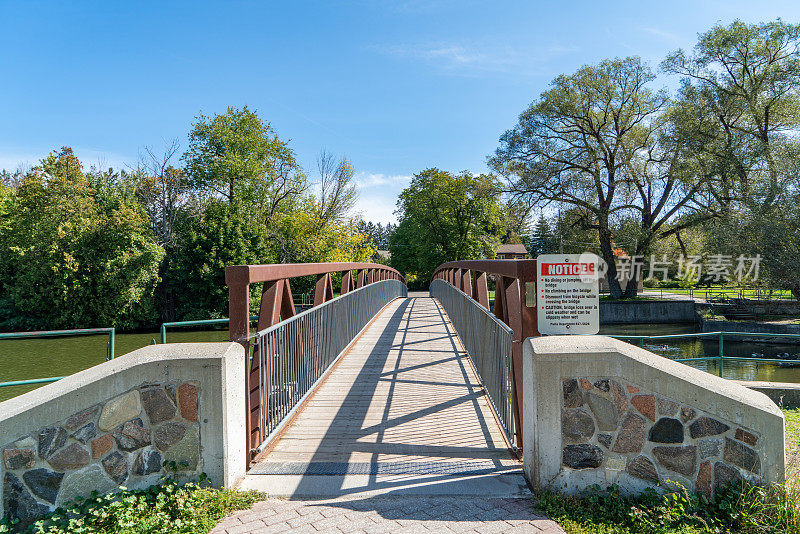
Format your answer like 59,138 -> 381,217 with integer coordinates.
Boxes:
226,262 -> 405,346
430,279 -> 516,448
225,262 -> 408,460
431,259 -> 537,446
248,279 -> 406,456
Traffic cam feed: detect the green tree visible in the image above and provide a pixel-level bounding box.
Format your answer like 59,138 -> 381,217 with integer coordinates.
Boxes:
164,201 -> 273,320
662,19 -> 800,297
0,148 -> 163,330
663,19 -> 800,211
491,57 -> 726,297
183,106 -> 305,220
389,168 -> 505,285
528,215 -> 557,256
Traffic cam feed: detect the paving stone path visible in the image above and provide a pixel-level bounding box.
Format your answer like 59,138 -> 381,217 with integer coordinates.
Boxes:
210,496 -> 563,533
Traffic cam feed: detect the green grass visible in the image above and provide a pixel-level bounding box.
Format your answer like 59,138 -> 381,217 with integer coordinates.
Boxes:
650,287 -> 795,300
0,477 -> 261,534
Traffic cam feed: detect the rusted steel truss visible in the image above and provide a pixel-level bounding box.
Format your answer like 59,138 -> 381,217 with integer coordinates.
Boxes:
226,262 -> 405,458
431,260 -> 538,447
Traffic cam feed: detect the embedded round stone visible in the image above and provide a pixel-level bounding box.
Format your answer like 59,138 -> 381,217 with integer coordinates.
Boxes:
562,409 -> 595,442
133,448 -> 163,476
141,387 -> 177,425
563,379 -> 583,408
114,418 -> 151,452
91,434 -> 114,459
22,468 -> 63,504
3,472 -> 50,527
680,407 -> 696,423
57,465 -> 118,506
627,455 -> 658,483
178,383 -> 199,421
610,381 -> 628,417
696,461 -> 713,496
164,426 -> 200,471
38,426 -> 67,458
102,451 -> 129,484
563,444 -> 603,469
154,422 -> 187,451
652,446 -> 697,476
723,438 -> 760,474
593,379 -> 610,392
3,448 -> 35,470
649,418 -> 684,443
631,395 -> 655,422
612,411 -> 646,453
735,428 -> 758,447
71,422 -> 97,444
598,433 -> 613,449
699,438 -> 722,459
99,390 -> 142,431
579,378 -> 592,390
64,405 -> 100,432
689,417 -> 729,439
714,461 -> 744,491
47,443 -> 91,471
587,393 -> 617,431
657,397 -> 679,417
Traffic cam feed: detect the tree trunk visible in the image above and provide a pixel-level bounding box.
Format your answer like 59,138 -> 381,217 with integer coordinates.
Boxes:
623,274 -> 639,298
598,225 -> 623,298
790,283 -> 800,302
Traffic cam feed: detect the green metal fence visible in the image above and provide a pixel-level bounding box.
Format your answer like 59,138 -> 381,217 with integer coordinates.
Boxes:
610,331 -> 800,377
0,328 -> 115,389
159,316 -> 259,344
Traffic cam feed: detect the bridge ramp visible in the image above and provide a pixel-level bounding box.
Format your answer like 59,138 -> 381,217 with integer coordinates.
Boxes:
241,296 -> 528,498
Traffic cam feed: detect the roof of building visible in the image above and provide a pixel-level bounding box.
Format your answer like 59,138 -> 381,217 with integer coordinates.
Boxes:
496,243 -> 529,255
376,249 -> 391,259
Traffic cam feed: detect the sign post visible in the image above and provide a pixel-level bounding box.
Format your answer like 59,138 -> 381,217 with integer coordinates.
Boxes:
536,253 -> 600,335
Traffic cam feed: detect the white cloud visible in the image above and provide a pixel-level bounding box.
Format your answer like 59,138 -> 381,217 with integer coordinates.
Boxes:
376,41 -> 578,77
354,172 -> 411,189
350,172 -> 411,223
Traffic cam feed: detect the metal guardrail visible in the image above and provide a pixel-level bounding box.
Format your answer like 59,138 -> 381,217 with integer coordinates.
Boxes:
609,331 -> 800,377
159,316 -> 261,344
0,328 -> 115,389
249,279 -> 407,454
430,279 -> 516,447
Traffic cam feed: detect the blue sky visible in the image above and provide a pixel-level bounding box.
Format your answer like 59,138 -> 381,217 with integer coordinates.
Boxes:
2,1 -> 799,223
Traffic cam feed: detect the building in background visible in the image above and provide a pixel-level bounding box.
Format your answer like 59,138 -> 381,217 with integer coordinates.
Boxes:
496,243 -> 529,260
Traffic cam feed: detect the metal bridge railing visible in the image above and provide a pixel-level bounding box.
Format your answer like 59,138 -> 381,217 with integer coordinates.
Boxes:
430,279 -> 516,448
610,331 -> 800,377
249,279 -> 407,455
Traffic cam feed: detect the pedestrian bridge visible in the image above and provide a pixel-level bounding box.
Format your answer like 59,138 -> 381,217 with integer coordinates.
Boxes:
224,261 -> 536,498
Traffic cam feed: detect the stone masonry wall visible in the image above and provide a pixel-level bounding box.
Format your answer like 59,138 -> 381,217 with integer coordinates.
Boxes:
561,377 -> 762,495
2,381 -> 201,527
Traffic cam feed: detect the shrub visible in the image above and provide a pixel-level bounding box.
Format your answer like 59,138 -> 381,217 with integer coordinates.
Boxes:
0,476 -> 260,534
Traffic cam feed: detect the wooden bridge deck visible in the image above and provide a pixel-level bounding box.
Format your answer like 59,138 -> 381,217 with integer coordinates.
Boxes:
241,296 -> 527,498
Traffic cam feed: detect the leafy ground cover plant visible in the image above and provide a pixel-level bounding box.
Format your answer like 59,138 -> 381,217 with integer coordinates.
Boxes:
0,474 -> 261,534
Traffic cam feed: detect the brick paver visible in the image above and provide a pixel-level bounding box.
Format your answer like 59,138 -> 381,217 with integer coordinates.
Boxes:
211,496 -> 564,533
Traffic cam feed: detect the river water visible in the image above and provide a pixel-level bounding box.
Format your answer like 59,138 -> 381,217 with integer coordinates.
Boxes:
0,329 -> 229,402
1,324 -> 799,402
600,324 -> 800,383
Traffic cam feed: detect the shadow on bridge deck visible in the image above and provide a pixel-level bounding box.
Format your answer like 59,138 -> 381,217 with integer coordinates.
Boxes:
239,296 -> 529,499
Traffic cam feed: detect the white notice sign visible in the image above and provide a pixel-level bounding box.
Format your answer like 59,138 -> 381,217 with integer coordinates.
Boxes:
536,253 -> 600,335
